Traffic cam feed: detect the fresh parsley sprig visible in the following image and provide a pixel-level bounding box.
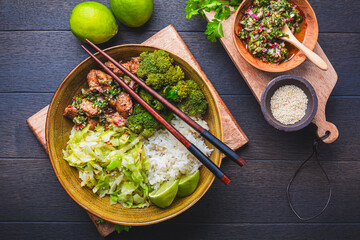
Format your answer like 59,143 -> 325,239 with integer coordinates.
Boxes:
95,219 -> 132,235
185,0 -> 243,42
95,219 -> 105,225
115,224 -> 132,234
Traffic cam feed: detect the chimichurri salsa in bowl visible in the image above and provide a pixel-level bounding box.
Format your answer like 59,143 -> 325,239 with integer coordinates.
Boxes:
232,0 -> 319,72
239,0 -> 303,63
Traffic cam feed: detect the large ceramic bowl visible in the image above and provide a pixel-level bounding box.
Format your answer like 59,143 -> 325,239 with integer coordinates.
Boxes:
233,0 -> 319,72
46,44 -> 223,225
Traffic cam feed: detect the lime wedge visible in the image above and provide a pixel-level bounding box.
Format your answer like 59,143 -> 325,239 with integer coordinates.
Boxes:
149,180 -> 179,208
177,170 -> 200,198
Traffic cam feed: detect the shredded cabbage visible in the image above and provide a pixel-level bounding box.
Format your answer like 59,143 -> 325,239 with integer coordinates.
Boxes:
63,124 -> 151,208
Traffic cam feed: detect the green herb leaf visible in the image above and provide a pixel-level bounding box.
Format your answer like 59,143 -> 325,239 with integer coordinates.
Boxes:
185,0 -> 243,42
163,86 -> 178,100
96,219 -> 105,225
114,224 -> 132,234
185,0 -> 202,19
205,19 -> 224,42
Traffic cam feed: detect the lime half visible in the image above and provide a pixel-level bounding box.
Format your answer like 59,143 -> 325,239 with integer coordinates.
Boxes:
149,180 -> 179,208
177,170 -> 200,198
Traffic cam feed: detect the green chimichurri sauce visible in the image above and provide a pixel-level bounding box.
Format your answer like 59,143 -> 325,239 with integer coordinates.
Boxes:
239,0 -> 303,63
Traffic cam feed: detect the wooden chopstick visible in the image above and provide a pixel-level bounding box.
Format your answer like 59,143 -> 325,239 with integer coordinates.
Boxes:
81,45 -> 231,185
85,39 -> 246,167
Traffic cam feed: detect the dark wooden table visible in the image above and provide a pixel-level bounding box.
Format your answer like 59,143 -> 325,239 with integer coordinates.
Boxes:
1,0 -> 360,239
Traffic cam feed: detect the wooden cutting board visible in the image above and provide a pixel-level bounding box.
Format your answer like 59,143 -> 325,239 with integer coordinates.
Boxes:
204,12 -> 339,143
26,25 -> 248,237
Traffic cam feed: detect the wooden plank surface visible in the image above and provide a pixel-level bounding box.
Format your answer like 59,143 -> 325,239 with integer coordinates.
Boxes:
0,222 -> 360,240
1,159 -> 360,223
1,222 -> 360,240
0,0 -> 359,33
1,0 -> 360,238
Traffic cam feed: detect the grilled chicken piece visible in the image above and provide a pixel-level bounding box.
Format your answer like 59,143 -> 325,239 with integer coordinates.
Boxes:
105,61 -> 129,77
88,118 -> 98,131
116,92 -> 133,118
80,99 -> 101,117
128,57 -> 139,74
87,70 -> 100,88
87,70 -> 113,89
105,61 -> 123,76
63,105 -> 77,119
104,57 -> 139,77
106,112 -> 126,126
109,98 -> 117,109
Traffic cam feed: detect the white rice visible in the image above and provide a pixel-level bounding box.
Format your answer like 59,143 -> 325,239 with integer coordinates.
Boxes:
144,116 -> 213,189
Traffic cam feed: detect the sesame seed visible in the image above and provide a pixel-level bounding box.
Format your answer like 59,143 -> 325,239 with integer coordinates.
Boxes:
270,85 -> 308,125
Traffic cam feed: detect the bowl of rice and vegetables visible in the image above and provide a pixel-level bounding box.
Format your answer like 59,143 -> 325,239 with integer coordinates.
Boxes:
233,0 -> 319,72
46,45 -> 223,225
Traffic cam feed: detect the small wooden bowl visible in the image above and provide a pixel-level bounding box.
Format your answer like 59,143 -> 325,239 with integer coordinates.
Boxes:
232,0 -> 319,72
260,75 -> 318,131
46,45 -> 223,225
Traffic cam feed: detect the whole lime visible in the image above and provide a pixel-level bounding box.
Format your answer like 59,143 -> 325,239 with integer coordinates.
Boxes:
69,1 -> 118,44
110,0 -> 153,27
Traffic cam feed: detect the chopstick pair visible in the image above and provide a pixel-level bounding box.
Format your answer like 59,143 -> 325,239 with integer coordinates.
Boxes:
82,40 -> 245,184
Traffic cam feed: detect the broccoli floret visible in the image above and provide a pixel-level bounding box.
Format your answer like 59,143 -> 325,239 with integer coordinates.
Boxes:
137,50 -> 174,78
137,50 -> 184,90
141,128 -> 157,138
126,104 -> 160,138
139,89 -> 164,111
174,81 -> 190,101
177,88 -> 208,116
143,73 -> 164,90
185,79 -> 200,89
163,80 -> 199,102
163,65 -> 185,85
145,65 -> 184,90
132,103 -> 146,115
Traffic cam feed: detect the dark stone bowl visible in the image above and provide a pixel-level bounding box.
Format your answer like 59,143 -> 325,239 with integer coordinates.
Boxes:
260,75 -> 318,132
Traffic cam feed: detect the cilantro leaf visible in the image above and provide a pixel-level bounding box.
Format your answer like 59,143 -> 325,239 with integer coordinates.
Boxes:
185,0 -> 203,19
185,0 -> 243,42
114,224 -> 132,234
205,19 -> 224,42
96,219 -> 105,225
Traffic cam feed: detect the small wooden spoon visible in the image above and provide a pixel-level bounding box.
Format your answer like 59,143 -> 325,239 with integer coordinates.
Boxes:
281,25 -> 328,71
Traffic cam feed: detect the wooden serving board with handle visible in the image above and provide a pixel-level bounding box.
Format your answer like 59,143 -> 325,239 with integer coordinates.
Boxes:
204,12 -> 339,143
26,25 -> 248,237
